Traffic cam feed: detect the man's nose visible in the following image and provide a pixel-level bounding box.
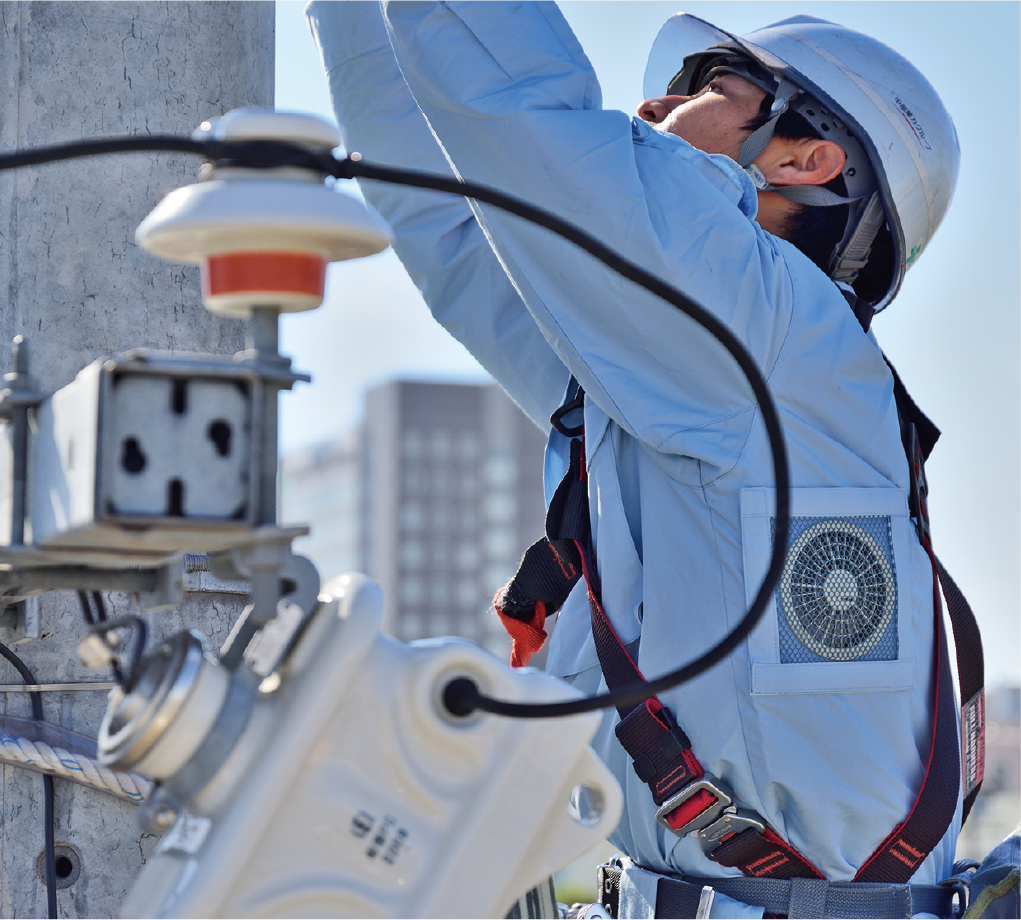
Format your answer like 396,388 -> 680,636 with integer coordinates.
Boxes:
637,96 -> 686,123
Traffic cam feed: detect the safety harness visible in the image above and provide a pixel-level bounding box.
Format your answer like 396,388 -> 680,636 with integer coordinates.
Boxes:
494,301 -> 985,917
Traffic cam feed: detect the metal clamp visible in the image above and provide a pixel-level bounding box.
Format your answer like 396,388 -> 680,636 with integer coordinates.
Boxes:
695,886 -> 716,919
654,773 -> 734,837
697,807 -> 767,857
576,904 -> 612,919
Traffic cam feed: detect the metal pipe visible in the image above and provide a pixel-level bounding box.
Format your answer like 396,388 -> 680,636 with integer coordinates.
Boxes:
0,566 -> 158,594
7,337 -> 30,545
0,682 -> 119,693
248,305 -> 282,527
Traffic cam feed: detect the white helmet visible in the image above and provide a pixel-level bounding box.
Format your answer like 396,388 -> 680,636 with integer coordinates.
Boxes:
644,14 -> 960,311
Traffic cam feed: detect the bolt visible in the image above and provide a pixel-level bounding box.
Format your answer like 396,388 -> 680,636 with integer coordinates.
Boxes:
151,805 -> 178,831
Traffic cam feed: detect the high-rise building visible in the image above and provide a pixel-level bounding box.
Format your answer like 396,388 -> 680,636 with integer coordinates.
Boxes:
281,380 -> 548,659
984,686 -> 1021,797
955,685 -> 1021,861
280,426 -> 365,579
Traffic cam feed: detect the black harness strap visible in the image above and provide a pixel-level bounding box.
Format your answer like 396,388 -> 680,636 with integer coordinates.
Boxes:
938,561 -> 985,822
496,385 -> 824,881
495,337 -> 985,887
852,288 -> 986,830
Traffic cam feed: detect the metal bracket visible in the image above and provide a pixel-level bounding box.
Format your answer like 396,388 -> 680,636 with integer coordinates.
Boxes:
0,596 -> 41,644
219,551 -> 320,676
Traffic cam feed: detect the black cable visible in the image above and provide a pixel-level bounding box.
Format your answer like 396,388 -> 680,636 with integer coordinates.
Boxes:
77,592 -> 123,683
0,134 -> 790,721
0,641 -> 42,719
0,135 -> 335,175
336,158 -> 790,719
43,775 -> 57,917
76,591 -> 95,627
0,641 -> 58,918
86,617 -> 147,692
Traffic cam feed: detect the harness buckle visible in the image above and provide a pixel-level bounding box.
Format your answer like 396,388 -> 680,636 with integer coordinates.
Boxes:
654,773 -> 734,837
696,807 -> 767,857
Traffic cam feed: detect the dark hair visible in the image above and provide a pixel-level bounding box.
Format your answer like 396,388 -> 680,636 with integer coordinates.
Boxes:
747,98 -> 892,304
757,105 -> 849,271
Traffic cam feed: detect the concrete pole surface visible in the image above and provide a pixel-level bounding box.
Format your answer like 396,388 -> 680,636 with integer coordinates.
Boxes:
0,3 -> 273,916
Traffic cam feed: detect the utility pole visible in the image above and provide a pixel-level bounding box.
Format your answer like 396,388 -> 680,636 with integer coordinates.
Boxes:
0,3 -> 273,915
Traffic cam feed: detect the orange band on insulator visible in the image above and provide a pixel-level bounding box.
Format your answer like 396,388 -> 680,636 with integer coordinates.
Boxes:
202,251 -> 327,299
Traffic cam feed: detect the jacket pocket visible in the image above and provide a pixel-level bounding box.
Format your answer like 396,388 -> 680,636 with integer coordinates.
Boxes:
741,488 -> 917,694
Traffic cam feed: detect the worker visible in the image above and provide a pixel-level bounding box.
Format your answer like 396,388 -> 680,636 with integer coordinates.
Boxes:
308,3 -> 974,916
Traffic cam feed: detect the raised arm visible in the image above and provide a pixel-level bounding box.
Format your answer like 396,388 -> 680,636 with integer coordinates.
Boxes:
380,1 -> 795,454
306,0 -> 571,430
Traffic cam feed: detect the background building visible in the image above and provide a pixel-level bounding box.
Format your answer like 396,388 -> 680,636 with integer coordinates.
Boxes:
280,427 -> 365,580
281,379 -> 548,659
955,685 -> 1021,862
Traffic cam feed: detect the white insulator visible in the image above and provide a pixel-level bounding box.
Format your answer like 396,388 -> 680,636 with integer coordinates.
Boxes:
135,108 -> 393,316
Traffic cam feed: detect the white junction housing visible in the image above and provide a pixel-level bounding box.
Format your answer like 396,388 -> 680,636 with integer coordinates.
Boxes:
115,574 -> 622,919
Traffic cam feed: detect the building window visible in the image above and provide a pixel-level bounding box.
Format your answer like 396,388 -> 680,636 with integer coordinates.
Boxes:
402,611 -> 425,641
459,431 -> 480,462
434,468 -> 453,495
455,542 -> 480,571
455,579 -> 478,608
400,540 -> 424,570
484,451 -> 516,488
403,429 -> 424,459
401,502 -> 425,532
429,578 -> 449,607
400,577 -> 424,605
404,468 -> 422,495
430,612 -> 448,636
431,429 -> 452,461
484,525 -> 517,561
484,563 -> 513,595
432,503 -> 452,532
484,632 -> 512,660
430,542 -> 450,570
484,492 -> 516,524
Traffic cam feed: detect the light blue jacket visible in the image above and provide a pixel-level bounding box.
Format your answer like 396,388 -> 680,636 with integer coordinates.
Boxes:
307,0 -> 960,901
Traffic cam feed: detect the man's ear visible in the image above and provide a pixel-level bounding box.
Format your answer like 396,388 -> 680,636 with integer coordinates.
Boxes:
756,137 -> 846,188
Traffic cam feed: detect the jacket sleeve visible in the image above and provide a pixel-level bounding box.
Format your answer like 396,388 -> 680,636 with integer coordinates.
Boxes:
306,0 -> 572,432
379,1 -> 797,453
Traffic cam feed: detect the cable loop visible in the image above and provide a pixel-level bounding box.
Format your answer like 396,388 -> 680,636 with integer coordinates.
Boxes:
0,134 -> 791,721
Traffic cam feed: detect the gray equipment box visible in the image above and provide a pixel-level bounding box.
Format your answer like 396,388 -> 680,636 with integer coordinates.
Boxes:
22,351 -> 261,559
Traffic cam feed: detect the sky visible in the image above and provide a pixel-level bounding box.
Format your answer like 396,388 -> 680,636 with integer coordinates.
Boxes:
273,1 -> 1020,686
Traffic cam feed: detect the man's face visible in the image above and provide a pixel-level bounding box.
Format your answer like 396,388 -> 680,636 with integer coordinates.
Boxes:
637,73 -> 767,162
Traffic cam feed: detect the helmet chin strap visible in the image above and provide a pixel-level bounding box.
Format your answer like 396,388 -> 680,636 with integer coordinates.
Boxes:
745,164 -> 858,207
738,77 -> 800,165
739,77 -> 864,208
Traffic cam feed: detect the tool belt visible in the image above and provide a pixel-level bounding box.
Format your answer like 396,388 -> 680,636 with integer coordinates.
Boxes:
595,857 -> 963,919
